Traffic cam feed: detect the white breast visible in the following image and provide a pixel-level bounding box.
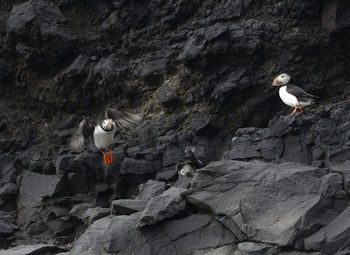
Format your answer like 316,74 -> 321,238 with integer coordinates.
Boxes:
279,86 -> 299,108
93,124 -> 116,150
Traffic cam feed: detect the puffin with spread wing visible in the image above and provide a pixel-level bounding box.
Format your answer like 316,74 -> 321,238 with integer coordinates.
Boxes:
69,105 -> 143,165
272,73 -> 317,115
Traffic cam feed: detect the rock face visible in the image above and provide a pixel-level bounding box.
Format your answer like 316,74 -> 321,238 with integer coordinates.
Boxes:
0,243 -> 65,255
188,160 -> 346,247
1,0 -> 350,254
70,214 -> 239,255
223,101 -> 350,167
6,0 -> 75,69
322,0 -> 350,30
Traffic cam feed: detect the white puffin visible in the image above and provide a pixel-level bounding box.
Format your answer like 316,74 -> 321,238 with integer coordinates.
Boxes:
69,105 -> 143,165
272,73 -> 317,115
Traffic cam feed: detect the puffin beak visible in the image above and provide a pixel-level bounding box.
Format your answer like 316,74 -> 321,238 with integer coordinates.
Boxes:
272,77 -> 280,86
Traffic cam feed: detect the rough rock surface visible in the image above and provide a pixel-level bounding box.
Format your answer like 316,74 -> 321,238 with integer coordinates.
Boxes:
0,243 -> 65,255
70,214 -> 238,255
137,187 -> 188,228
188,160 -> 346,247
223,101 -> 350,167
1,0 -> 350,254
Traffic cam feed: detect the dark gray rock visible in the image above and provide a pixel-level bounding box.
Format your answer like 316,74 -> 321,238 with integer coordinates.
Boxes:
120,158 -> 155,184
136,180 -> 166,200
223,102 -> 350,166
193,245 -> 236,255
322,0 -> 350,30
0,59 -> 12,81
70,214 -> 237,255
174,174 -> 192,189
162,146 -> 184,167
237,242 -> 275,255
0,155 -> 16,187
279,252 -> 324,255
331,160 -> 350,193
215,215 -> 247,242
17,171 -> 66,228
82,207 -> 110,226
211,78 -> 239,102
0,244 -> 65,255
304,206 -> 350,254
137,187 -> 188,228
0,183 -> 17,202
157,86 -> 178,108
212,0 -> 243,20
191,113 -> 214,136
188,160 -> 344,246
6,0 -> 75,67
69,203 -> 94,219
55,54 -> 90,88
55,149 -> 110,192
223,137 -> 261,160
126,144 -> 158,160
133,51 -> 169,77
111,199 -> 147,215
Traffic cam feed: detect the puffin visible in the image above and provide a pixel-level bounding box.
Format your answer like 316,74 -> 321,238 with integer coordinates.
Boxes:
69,105 -> 143,165
176,147 -> 204,177
272,73 -> 317,115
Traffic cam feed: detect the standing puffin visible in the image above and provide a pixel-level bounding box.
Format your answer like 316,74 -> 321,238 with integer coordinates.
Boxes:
69,105 -> 143,165
272,73 -> 317,115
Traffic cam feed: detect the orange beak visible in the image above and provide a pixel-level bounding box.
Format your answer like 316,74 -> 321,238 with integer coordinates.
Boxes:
107,120 -> 112,129
272,77 -> 280,86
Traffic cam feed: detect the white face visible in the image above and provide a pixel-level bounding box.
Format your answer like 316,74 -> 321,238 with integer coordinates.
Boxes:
273,73 -> 291,86
102,119 -> 113,130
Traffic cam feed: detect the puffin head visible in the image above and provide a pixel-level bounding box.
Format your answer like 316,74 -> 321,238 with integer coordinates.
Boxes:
102,119 -> 114,130
272,73 -> 291,86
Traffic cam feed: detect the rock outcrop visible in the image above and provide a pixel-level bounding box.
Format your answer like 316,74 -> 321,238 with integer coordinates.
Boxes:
1,0 -> 350,254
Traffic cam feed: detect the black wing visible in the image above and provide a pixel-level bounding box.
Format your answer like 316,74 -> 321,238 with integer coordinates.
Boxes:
286,84 -> 317,100
69,118 -> 93,153
105,107 -> 144,129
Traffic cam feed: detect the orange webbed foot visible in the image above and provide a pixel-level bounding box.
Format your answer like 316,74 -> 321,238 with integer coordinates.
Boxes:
109,146 -> 115,163
101,150 -> 111,165
291,106 -> 298,116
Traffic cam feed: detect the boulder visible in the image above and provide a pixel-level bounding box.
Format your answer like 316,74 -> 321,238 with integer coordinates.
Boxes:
223,102 -> 350,166
137,187 -> 188,228
136,180 -> 166,200
69,203 -> 94,220
69,214 -> 238,255
157,86 -> 179,108
304,206 -> 350,254
120,158 -> 156,184
190,113 -> 217,136
6,0 -> 75,67
82,207 -> 110,226
17,171 -> 66,228
55,54 -> 90,88
188,160 -> 345,246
